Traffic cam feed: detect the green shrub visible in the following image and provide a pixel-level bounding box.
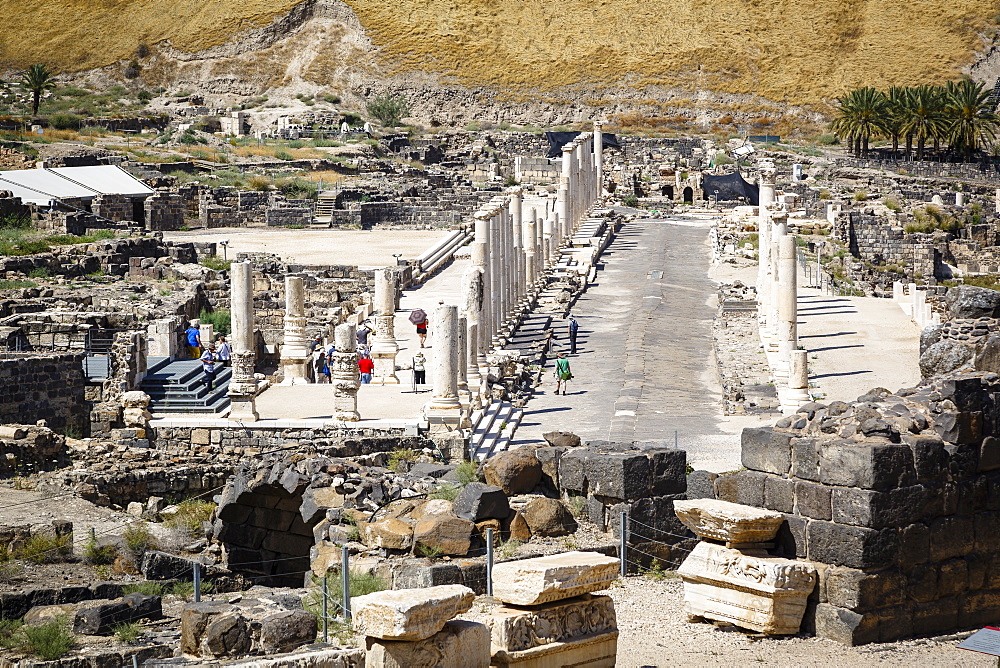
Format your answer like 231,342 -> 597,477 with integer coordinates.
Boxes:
49,113 -> 82,130
164,499 -> 215,537
0,619 -> 22,649
854,191 -> 868,202
15,533 -> 71,564
277,178 -> 318,201
817,189 -> 831,200
137,90 -> 153,103
712,153 -> 734,166
198,308 -> 231,335
816,134 -> 838,145
498,539 -> 522,560
566,494 -> 586,518
113,622 -> 142,644
27,267 -> 49,278
0,279 -> 36,290
454,461 -> 479,485
121,523 -> 157,567
19,619 -> 74,661
366,94 -> 411,127
387,448 -> 418,472
622,195 -> 639,207
428,484 -> 460,502
322,94 -> 341,105
883,198 -> 901,212
168,580 -> 213,599
273,149 -> 294,161
83,537 -> 117,565
740,232 -> 759,250
414,543 -> 443,558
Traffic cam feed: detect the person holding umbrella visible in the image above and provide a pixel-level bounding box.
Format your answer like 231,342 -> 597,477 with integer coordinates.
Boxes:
409,308 -> 429,348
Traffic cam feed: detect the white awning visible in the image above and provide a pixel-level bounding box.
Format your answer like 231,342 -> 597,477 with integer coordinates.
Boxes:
0,165 -> 154,206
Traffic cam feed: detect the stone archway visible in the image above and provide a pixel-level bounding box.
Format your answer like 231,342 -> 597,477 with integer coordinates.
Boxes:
661,185 -> 674,199
215,481 -> 319,588
683,186 -> 694,203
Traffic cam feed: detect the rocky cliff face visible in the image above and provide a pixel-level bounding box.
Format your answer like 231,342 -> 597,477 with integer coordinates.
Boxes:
5,0 -> 998,126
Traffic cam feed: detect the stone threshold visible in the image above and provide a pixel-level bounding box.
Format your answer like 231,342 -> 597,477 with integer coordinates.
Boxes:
149,416 -> 424,434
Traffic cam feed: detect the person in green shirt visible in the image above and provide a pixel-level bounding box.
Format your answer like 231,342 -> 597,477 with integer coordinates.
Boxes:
555,352 -> 572,396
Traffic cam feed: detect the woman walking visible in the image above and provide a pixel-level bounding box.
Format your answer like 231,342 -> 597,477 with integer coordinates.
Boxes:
554,352 -> 572,396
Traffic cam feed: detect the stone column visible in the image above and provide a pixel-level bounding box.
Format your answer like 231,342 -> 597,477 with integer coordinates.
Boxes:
542,212 -> 554,268
767,208 -> 787,352
757,162 -> 776,330
557,144 -> 572,243
370,267 -> 399,384
995,188 -> 1000,215
471,239 -> 491,377
956,192 -> 965,207
511,188 -> 524,308
777,234 -> 798,379
490,207 -> 504,347
280,275 -> 310,385
457,314 -> 472,428
594,121 -> 604,197
228,261 -> 258,421
462,265 -> 484,403
426,304 -> 462,433
331,323 -> 360,421
524,217 -> 538,293
785,349 -> 810,408
466,319 -> 483,410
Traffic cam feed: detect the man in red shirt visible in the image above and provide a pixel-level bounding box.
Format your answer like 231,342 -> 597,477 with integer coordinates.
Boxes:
358,356 -> 374,384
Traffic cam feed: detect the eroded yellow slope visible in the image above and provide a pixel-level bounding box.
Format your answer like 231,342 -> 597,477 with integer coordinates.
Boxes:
0,0 -> 992,105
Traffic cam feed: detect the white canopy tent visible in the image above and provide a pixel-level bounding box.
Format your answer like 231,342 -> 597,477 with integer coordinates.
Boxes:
0,166 -> 154,207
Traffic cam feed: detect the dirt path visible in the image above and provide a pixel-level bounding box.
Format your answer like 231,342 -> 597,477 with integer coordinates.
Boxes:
0,486 -> 136,549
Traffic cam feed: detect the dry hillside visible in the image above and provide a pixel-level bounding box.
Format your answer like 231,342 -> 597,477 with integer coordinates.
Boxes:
0,0 -> 996,114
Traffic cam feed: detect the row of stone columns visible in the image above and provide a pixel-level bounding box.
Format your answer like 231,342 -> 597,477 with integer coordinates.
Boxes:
755,162 -> 809,412
427,126 -> 605,435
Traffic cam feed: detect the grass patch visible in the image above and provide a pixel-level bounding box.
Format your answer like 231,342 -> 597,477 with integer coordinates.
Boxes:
0,279 -> 36,290
163,500 -> 215,538
498,539 -> 522,560
454,461 -> 479,485
15,533 -> 72,564
414,543 -> 443,558
428,484 -> 461,502
739,232 -> 759,250
566,494 -> 587,519
199,255 -> 232,271
121,581 -> 165,596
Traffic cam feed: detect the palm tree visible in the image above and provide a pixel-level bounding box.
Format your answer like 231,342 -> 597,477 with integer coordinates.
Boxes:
898,84 -> 947,161
831,87 -> 889,157
20,64 -> 56,116
944,78 -> 999,162
884,86 -> 908,157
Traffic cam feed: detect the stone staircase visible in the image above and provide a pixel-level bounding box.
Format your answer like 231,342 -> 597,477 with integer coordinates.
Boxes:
468,400 -> 523,462
314,192 -> 337,224
141,357 -> 231,415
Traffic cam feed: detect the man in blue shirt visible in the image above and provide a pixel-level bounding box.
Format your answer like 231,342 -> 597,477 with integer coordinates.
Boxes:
568,316 -> 579,354
185,322 -> 202,359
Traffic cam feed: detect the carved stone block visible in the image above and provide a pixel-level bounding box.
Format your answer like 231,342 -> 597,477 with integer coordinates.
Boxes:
353,584 -> 475,641
678,542 -> 816,635
673,498 -> 784,543
491,629 -> 618,668
491,552 -> 619,606
488,594 -> 616,653
365,619 -> 490,668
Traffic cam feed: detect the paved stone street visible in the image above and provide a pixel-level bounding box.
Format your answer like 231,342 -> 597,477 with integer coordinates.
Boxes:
512,214 -> 741,469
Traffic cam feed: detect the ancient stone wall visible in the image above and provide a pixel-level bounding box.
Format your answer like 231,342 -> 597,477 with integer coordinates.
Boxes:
715,372 -> 1000,644
837,157 -> 1000,183
0,353 -> 87,435
144,191 -> 186,231
0,425 -> 68,476
93,194 -> 136,223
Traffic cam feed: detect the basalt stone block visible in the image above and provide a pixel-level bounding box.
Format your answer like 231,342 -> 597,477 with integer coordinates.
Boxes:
959,590 -> 1000,629
806,521 -> 898,570
826,567 -> 905,610
142,550 -> 226,581
686,470 -> 717,500
791,438 -> 820,481
813,603 -> 878,645
929,515 -> 973,561
935,411 -> 983,446
258,610 -> 317,653
741,427 -> 793,475
878,605 -> 914,643
763,475 -> 795,514
735,470 -> 767,507
775,514 -> 808,558
902,435 -> 948,481
794,481 -> 832,521
830,486 -> 924,529
74,594 -> 162,635
452,483 -> 509,522
818,442 -> 916,491
912,597 -> 959,636
939,375 -> 988,411
898,523 -> 930,567
557,446 -> 685,501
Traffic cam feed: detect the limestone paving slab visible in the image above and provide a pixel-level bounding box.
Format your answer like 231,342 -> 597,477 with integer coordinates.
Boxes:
490,551 -> 619,606
352,584 -> 475,641
673,498 -> 784,543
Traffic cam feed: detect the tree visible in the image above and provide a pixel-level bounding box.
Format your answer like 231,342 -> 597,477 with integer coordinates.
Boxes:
830,87 -> 889,157
944,78 -> 998,162
898,84 -> 947,161
366,93 -> 410,127
884,86 -> 908,157
20,64 -> 56,116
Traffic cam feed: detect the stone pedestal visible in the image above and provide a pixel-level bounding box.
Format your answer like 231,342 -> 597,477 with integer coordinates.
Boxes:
331,323 -> 360,421
674,499 -> 816,636
366,620 -> 490,668
371,268 -> 399,384
785,349 -> 811,409
146,318 -> 178,359
228,262 -> 258,421
280,276 -> 310,385
425,304 -> 462,434
488,552 -> 619,667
